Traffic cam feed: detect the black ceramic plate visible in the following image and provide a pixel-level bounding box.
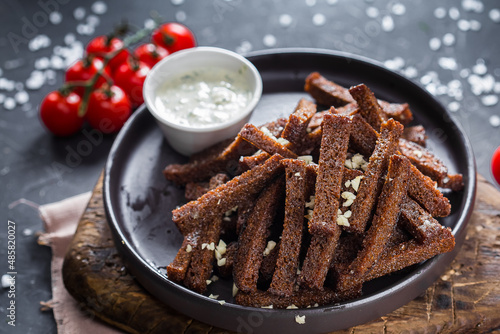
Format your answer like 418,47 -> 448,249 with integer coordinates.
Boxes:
104,49 -> 476,334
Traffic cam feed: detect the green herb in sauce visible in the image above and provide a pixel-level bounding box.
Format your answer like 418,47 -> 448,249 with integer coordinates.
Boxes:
155,67 -> 252,127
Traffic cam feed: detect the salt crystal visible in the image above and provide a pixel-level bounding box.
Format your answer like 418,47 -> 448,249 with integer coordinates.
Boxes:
22,228 -> 33,236
0,94 -> 4,103
34,57 -> 50,70
64,33 -> 76,45
384,57 -> 405,71
74,7 -> 86,20
434,7 -> 447,19
3,97 -> 16,110
50,55 -> 64,69
263,34 -> 277,47
448,101 -> 460,112
457,19 -> 470,31
2,274 -> 12,288
403,66 -> 418,78
489,115 -> 500,127
306,0 -> 316,7
279,14 -> 293,27
420,71 -> 438,85
494,82 -> 500,94
312,13 -> 326,26
462,0 -> 484,13
459,68 -> 470,78
481,95 -> 498,106
144,18 -> 156,29
175,11 -> 187,22
425,83 -> 437,95
469,20 -> 481,31
429,37 -> 441,51
449,7 -> 460,20
171,0 -> 184,5
489,9 -> 500,23
391,3 -> 406,15
49,11 -> 62,25
77,24 -> 95,36
29,35 -> 51,51
472,61 -> 487,75
14,91 -> 29,104
327,0 -> 338,4
236,40 -> 252,54
86,15 -> 100,27
366,7 -> 379,18
442,33 -> 456,46
438,57 -> 458,70
91,1 -> 108,15
381,15 -> 395,32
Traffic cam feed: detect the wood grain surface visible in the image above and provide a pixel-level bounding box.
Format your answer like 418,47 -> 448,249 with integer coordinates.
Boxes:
62,174 -> 500,334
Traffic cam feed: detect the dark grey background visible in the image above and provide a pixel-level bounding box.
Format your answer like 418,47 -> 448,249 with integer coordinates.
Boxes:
0,0 -> 499,333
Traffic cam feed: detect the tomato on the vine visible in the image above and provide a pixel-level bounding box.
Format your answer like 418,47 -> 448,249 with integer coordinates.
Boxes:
113,58 -> 150,107
86,36 -> 130,72
492,145 -> 500,185
151,22 -> 196,54
133,43 -> 169,68
65,57 -> 111,96
86,85 -> 131,134
40,91 -> 83,136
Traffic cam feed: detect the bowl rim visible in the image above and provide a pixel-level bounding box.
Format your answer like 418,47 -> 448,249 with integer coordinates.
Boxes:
143,46 -> 263,133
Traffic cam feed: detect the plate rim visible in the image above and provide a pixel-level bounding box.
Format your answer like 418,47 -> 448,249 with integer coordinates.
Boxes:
103,48 -> 477,333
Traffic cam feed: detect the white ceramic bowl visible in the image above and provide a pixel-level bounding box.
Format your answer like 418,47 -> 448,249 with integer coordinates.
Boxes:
143,46 -> 263,156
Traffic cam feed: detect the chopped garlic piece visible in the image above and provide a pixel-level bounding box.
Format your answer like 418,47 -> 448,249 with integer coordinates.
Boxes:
295,315 -> 306,324
304,209 -> 314,221
218,300 -> 226,305
343,210 -> 352,218
261,305 -> 273,309
277,137 -> 290,146
217,258 -> 227,266
305,195 -> 315,209
201,243 -> 208,250
263,240 -> 277,256
186,244 -> 192,253
413,150 -> 423,158
232,283 -> 239,297
286,304 -> 299,309
351,175 -> 363,192
336,215 -> 350,226
298,155 -> 313,164
208,294 -> 219,299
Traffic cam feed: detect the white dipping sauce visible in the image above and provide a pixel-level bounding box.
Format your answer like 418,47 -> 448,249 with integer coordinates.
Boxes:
154,67 -> 252,128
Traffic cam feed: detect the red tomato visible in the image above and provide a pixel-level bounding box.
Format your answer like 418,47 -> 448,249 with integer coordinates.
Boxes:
86,85 -> 131,134
40,91 -> 83,136
65,57 -> 111,96
151,22 -> 196,54
492,145 -> 500,185
133,43 -> 169,68
113,59 -> 150,107
86,36 -> 130,72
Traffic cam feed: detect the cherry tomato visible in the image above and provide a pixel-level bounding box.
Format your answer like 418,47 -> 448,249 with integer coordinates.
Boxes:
133,43 -> 169,68
65,57 -> 111,96
86,36 -> 130,72
113,58 -> 150,107
151,22 -> 196,54
86,85 -> 131,134
492,145 -> 500,185
40,91 -> 83,136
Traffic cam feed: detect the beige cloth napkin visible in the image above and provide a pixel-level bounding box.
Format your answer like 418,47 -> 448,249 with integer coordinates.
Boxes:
39,192 -> 122,334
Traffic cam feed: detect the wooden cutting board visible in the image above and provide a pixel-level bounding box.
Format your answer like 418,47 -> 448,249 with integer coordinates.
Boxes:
62,173 -> 500,334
